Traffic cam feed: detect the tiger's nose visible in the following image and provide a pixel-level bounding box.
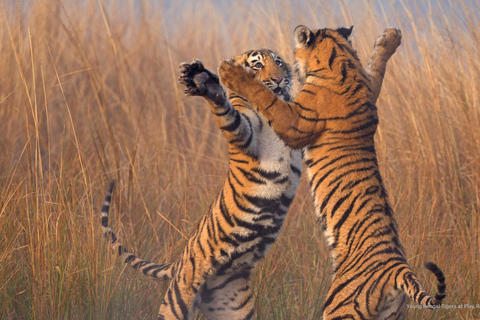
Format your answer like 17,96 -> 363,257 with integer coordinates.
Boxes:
272,76 -> 283,84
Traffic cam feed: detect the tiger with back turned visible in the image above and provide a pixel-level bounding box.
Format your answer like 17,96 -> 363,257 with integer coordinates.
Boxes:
218,27 -> 445,319
101,38 -> 398,319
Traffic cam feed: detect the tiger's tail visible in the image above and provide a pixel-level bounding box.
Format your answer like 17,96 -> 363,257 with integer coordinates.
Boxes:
101,181 -> 176,280
400,262 -> 446,307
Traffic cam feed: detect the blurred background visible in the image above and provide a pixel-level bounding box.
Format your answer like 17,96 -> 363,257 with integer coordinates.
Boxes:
0,0 -> 478,319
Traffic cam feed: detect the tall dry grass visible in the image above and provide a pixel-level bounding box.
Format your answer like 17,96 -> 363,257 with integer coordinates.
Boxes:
0,0 -> 478,319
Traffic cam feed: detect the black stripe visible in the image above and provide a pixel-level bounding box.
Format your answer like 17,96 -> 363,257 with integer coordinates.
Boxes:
209,271 -> 250,292
235,115 -> 253,149
293,101 -> 316,112
229,170 -> 244,187
300,89 -> 316,95
244,194 -> 279,211
101,216 -> 108,227
264,95 -> 278,111
165,289 -> 179,319
197,237 -> 207,259
124,254 -> 135,263
298,113 -> 323,122
212,107 -> 231,116
290,164 -> 301,175
342,173 -> 377,191
238,167 -> 266,184
143,264 -> 162,275
251,167 -> 281,179
333,193 -> 360,230
221,112 -> 241,132
232,294 -> 252,310
106,230 -> 117,243
328,117 -> 378,134
231,190 -> 257,214
241,309 -> 254,320
310,67 -> 327,73
237,131 -> 253,149
208,217 -> 217,244
328,47 -> 337,69
229,158 -> 249,164
173,282 -> 189,319
320,181 -> 341,213
280,194 -> 294,207
312,167 -> 336,194
275,176 -> 289,184
219,194 -> 235,227
340,63 -> 347,82
330,191 -> 352,218
229,94 -> 249,102
348,83 -> 365,97
328,166 -> 376,188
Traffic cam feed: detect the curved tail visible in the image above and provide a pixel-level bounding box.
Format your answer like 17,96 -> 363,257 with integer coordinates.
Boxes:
100,181 -> 176,280
423,262 -> 447,305
402,262 -> 446,307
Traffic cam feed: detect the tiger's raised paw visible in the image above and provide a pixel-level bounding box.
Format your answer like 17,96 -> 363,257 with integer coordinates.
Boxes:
373,27 -> 402,58
218,58 -> 257,96
178,59 -> 226,104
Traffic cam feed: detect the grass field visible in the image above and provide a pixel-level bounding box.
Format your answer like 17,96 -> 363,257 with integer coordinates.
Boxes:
0,0 -> 479,319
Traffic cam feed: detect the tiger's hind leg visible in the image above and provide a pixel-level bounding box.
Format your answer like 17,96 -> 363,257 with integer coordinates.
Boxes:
157,270 -> 200,320
366,27 -> 402,103
157,238 -> 214,320
372,290 -> 407,320
199,271 -> 255,320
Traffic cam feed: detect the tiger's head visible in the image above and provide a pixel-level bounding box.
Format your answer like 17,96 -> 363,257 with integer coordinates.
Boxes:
291,25 -> 376,128
234,49 -> 292,101
292,25 -> 359,85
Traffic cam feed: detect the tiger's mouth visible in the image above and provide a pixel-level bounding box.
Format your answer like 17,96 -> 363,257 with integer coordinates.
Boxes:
273,87 -> 283,94
264,80 -> 288,96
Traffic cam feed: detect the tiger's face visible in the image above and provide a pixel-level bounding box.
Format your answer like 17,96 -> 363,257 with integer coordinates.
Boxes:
234,49 -> 292,101
292,25 -> 355,84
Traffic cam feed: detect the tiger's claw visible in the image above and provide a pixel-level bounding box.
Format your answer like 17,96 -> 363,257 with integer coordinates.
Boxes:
178,59 -> 226,104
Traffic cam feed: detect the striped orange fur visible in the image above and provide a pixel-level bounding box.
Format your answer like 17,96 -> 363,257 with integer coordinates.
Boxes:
218,27 -> 445,320
101,49 -> 302,320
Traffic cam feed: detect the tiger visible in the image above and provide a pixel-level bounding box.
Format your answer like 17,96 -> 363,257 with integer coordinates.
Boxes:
101,49 -> 302,320
217,26 -> 446,320
100,38 -> 399,319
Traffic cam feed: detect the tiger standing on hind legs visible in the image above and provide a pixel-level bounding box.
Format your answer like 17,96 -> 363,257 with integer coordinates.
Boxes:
100,31 -> 401,320
218,26 -> 446,320
102,49 -> 302,320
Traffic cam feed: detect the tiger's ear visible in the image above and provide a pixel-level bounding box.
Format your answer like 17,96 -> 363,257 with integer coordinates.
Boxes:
337,26 -> 354,40
294,25 -> 313,48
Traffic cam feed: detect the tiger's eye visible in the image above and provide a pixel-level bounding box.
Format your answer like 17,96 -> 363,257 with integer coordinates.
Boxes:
254,62 -> 263,69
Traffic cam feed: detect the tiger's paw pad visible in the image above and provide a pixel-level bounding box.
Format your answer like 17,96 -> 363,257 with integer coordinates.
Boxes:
373,27 -> 402,57
218,58 -> 256,94
178,59 -> 220,97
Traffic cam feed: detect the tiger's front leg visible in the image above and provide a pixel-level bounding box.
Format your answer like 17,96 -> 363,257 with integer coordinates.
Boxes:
218,58 -> 324,149
366,27 -> 402,103
217,59 -> 273,108
179,59 -> 258,153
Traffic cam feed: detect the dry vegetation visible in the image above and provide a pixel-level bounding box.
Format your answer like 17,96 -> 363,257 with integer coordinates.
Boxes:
0,0 -> 479,319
